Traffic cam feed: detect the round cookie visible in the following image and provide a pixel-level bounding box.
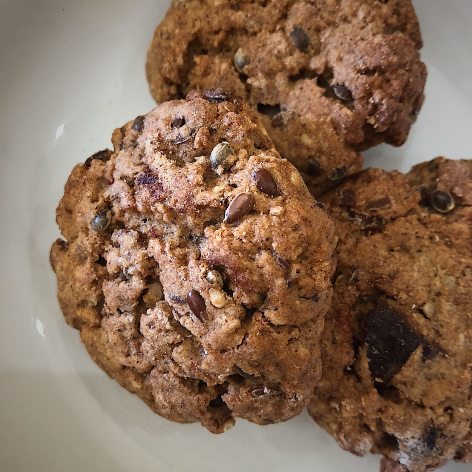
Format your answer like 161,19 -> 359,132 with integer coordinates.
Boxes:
50,89 -> 337,433
146,0 -> 426,195
308,158 -> 472,472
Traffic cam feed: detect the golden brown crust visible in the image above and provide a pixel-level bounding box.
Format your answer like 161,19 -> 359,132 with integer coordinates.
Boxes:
146,0 -> 426,195
308,158 -> 472,471
50,89 -> 337,433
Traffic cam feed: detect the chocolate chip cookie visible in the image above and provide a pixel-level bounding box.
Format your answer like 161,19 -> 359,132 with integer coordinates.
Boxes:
146,0 -> 426,195
50,89 -> 337,433
308,158 -> 472,471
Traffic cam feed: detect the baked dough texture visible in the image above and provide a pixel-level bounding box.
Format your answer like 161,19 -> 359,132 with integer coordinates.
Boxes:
50,89 -> 337,433
146,0 -> 426,195
308,157 -> 472,471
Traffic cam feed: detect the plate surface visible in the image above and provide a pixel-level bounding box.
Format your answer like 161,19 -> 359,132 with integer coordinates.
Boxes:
0,1 -> 471,471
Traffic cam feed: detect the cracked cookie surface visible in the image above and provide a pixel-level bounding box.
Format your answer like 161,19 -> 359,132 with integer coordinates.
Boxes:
146,0 -> 426,195
308,158 -> 472,472
50,89 -> 337,433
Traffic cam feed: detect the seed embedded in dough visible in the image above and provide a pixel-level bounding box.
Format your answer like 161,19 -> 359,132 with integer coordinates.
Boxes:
90,210 -> 111,232
422,303 -> 435,318
206,270 -> 224,287
210,142 -> 238,175
209,288 -> 226,308
234,48 -> 250,70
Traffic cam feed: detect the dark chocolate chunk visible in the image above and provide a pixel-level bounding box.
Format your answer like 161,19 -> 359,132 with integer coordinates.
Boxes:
253,169 -> 280,197
271,114 -> 284,128
332,84 -> 353,101
367,196 -> 392,209
92,149 -> 109,161
422,344 -> 439,362
430,191 -> 455,213
262,418 -> 275,424
306,157 -> 322,177
315,202 -> 325,210
329,166 -> 348,181
339,189 -> 357,207
187,290 -> 206,322
224,193 -> 255,224
96,255 -> 107,267
424,427 -> 443,452
291,27 -> 310,52
85,149 -> 109,167
171,116 -> 185,128
133,115 -> 145,132
365,304 -> 423,384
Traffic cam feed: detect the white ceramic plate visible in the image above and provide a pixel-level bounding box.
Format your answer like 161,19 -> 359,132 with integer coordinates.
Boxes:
1,1 -> 471,471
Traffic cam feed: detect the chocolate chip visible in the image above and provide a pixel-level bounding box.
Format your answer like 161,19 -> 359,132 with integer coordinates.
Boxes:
93,149 -> 108,160
291,27 -> 310,52
422,345 -> 439,362
339,189 -> 356,207
209,395 -> 226,408
90,210 -> 111,232
306,157 -> 322,177
367,196 -> 392,209
234,48 -> 250,70
262,418 -> 275,424
235,366 -> 257,379
315,202 -> 324,210
430,191 -> 455,213
85,149 -> 109,167
171,116 -> 185,128
425,427 -> 443,452
332,84 -> 353,101
187,290 -> 206,322
224,193 -> 255,224
328,166 -> 348,181
271,114 -> 284,128
210,142 -> 238,175
133,115 -> 145,132
364,220 -> 386,235
365,304 -> 423,385
253,169 -> 280,197
96,255 -> 107,267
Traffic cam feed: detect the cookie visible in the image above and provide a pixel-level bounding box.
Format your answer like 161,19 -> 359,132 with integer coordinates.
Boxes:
307,158 -> 472,472
50,89 -> 337,433
146,0 -> 426,195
